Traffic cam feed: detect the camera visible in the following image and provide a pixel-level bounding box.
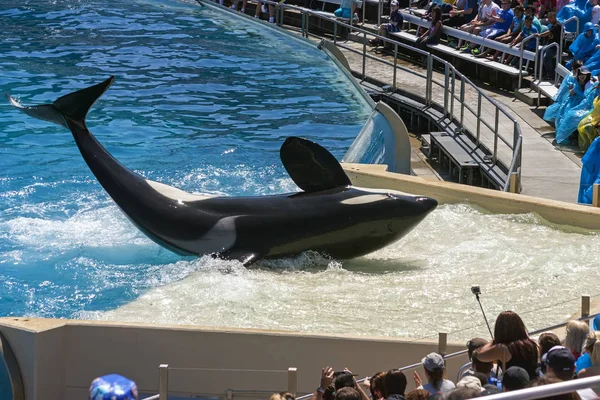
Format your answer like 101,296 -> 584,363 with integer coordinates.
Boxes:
471,286 -> 481,296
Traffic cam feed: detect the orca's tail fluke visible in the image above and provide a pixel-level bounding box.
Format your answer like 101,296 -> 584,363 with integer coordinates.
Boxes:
5,76 -> 115,128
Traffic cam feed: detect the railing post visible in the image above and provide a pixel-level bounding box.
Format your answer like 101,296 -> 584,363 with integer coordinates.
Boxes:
426,54 -> 433,106
460,79 -> 465,126
393,43 -> 398,91
159,364 -> 169,400
593,184 -> 600,207
493,108 -> 499,163
333,21 -> 337,43
444,63 -> 449,116
509,172 -> 519,193
288,367 -> 298,396
476,93 -> 482,146
362,32 -> 367,79
582,295 -> 591,325
438,332 -> 448,356
450,68 -> 456,119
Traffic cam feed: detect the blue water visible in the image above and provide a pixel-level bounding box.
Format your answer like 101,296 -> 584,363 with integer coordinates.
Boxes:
0,0 -> 371,320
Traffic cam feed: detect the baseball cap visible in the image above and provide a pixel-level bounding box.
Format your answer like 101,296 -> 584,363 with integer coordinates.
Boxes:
502,367 -> 530,391
422,352 -> 445,371
593,315 -> 600,331
89,374 -> 138,400
391,0 -> 399,5
542,346 -> 576,372
580,65 -> 592,75
457,376 -> 484,392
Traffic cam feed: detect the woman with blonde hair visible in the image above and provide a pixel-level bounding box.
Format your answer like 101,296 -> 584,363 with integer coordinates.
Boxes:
578,332 -> 600,378
564,320 -> 589,360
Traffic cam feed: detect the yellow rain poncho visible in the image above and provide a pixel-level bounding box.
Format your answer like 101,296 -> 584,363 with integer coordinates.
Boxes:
577,96 -> 600,151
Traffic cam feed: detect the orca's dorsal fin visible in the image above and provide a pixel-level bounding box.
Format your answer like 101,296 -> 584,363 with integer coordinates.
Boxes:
280,136 -> 351,193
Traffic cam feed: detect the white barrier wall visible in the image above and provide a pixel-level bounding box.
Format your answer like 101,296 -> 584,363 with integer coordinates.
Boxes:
0,318 -> 468,400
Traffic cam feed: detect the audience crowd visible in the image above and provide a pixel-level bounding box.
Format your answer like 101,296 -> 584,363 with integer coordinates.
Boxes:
289,311 -> 600,400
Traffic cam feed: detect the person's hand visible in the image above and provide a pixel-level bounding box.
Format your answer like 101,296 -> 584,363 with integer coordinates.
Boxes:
509,41 -> 515,47
320,367 -> 334,390
533,33 -> 540,37
413,371 -> 423,387
343,368 -> 358,387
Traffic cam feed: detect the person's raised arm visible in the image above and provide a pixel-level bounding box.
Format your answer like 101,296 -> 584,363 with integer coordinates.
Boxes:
312,367 -> 334,400
476,341 -> 512,363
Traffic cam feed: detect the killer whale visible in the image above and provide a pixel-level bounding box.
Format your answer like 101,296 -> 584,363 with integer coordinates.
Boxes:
6,77 -> 437,265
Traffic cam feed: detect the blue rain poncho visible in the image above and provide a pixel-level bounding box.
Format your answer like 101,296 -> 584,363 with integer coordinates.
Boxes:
555,81 -> 600,144
566,23 -> 599,68
578,136 -> 600,203
543,72 -> 577,123
558,1 -> 592,33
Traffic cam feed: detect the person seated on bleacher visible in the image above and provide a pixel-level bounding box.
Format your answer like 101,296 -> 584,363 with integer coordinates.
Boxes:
470,0 -> 514,55
413,352 -> 456,395
471,350 -> 501,388
543,61 -> 582,124
456,0 -> 499,51
532,0 -> 552,20
368,0 -> 403,47
505,15 -> 539,65
533,11 -> 562,79
230,0 -> 247,13
254,1 -> 276,23
566,23 -> 600,69
333,0 -> 360,21
537,332 -> 562,375
417,6 -> 443,47
364,371 -> 386,400
475,5 -> 524,59
336,387 -> 362,400
89,374 -> 138,400
443,0 -> 478,30
502,366 -> 531,391
524,5 -> 543,32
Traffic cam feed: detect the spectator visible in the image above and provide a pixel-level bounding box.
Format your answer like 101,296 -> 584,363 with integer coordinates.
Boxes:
271,393 -> 295,400
457,0 -> 500,51
365,371 -> 386,400
333,0 -> 360,21
578,331 -> 600,378
416,6 -> 443,48
542,346 -> 576,381
524,5 -> 543,32
313,367 -> 336,400
444,0 -> 478,30
405,389 -> 430,400
502,366 -> 531,391
527,375 -> 582,400
456,375 -> 485,393
336,387 -> 362,400
467,338 -> 489,361
413,352 -> 456,395
230,0 -> 247,13
383,369 -> 408,400
553,66 -> 594,144
542,345 -> 598,400
472,350 -> 501,388
505,15 -> 539,66
254,2 -> 276,23
471,0 -> 514,55
537,332 -> 562,375
592,0 -> 600,24
368,0 -> 402,47
476,5 -> 524,59
534,11 -> 562,79
576,332 -> 600,374
565,320 -> 590,360
543,60 -> 583,125
89,374 -> 138,400
567,23 -> 599,69
477,310 -> 539,380
444,386 -> 482,399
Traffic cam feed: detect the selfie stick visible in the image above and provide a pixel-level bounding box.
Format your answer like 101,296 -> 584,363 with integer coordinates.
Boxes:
474,290 -> 494,339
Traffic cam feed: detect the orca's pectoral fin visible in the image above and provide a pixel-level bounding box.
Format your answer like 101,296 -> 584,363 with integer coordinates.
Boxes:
6,76 -> 114,128
218,249 -> 264,266
280,136 -> 352,193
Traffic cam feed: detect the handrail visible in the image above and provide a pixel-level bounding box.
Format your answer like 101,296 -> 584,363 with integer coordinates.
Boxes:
536,43 -> 560,103
483,376 -> 600,400
518,34 -> 539,89
560,15 -> 580,65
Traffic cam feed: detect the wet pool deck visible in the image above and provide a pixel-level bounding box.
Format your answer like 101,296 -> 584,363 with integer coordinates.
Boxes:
291,24 -> 583,203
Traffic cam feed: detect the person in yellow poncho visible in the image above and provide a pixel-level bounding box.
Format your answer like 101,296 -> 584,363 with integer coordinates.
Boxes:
577,96 -> 600,151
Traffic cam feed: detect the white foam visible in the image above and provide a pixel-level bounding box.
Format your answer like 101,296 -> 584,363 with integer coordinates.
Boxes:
88,204 -> 600,340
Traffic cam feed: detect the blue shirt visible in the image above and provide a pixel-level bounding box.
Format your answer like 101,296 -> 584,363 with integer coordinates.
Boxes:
464,0 -> 479,23
512,14 -> 524,32
521,24 -> 539,50
493,8 -> 514,31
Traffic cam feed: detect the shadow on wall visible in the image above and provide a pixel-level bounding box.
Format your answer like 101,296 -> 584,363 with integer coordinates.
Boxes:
0,364 -> 10,400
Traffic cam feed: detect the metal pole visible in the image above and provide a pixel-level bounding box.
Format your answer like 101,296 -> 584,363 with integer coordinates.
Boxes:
582,295 -> 591,324
334,21 -> 337,43
444,63 -> 449,116
426,55 -> 433,106
493,108 -> 499,163
476,93 -> 481,146
460,79 -> 465,126
393,43 -> 398,91
450,68 -> 456,119
362,31 -> 367,79
438,332 -> 448,356
288,367 -> 298,396
518,41 -> 524,90
159,364 -> 168,400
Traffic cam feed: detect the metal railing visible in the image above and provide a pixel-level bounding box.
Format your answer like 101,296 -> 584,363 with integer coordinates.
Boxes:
518,34 -> 541,89
559,16 -> 580,66
536,42 -> 561,102
258,2 -> 524,191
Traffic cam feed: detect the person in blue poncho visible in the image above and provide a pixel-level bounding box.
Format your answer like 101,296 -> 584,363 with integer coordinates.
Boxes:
566,23 -> 599,69
554,68 -> 600,144
551,67 -> 593,142
89,374 -> 138,400
579,135 -> 600,203
544,61 -> 583,123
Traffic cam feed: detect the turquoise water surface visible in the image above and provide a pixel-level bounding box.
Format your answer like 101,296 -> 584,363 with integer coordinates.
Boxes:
0,0 -> 372,319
